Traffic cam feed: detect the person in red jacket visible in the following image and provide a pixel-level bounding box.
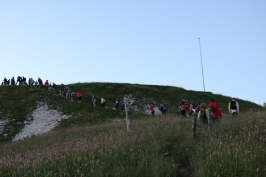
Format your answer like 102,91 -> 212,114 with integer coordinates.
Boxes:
76,91 -> 82,103
45,80 -> 49,90
179,101 -> 187,118
195,103 -> 201,113
149,104 -> 155,115
208,99 -> 222,123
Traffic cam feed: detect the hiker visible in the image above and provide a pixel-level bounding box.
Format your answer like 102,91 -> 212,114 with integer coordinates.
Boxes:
34,80 -> 38,85
28,78 -> 32,86
179,101 -> 187,118
92,94 -> 97,107
115,98 -> 119,110
38,78 -> 43,87
149,104 -> 155,115
30,78 -> 34,85
59,84 -> 64,96
67,88 -> 72,100
76,91 -> 82,103
52,83 -> 57,93
64,87 -> 68,98
189,103 -> 195,115
70,90 -> 75,101
208,99 -> 222,123
16,76 -> 22,85
3,77 -> 7,85
22,76 -> 27,85
121,102 -> 125,111
195,103 -> 201,113
11,77 -> 15,85
101,97 -> 106,108
160,104 -> 166,115
198,103 -> 209,124
45,80 -> 49,90
228,98 -> 239,118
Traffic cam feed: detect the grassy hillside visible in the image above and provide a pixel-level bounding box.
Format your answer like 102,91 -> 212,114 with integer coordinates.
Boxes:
66,82 -> 261,112
1,111 -> 266,176
0,82 -> 265,176
0,82 -> 263,142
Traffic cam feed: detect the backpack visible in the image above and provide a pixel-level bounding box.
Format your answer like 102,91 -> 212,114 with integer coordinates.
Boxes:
180,104 -> 186,110
209,105 -> 215,114
230,101 -> 237,109
162,105 -> 166,111
200,109 -> 207,122
76,92 -> 81,97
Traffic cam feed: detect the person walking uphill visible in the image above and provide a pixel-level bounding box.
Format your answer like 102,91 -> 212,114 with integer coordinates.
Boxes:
59,84 -> 65,96
115,99 -> 119,110
160,104 -> 167,115
208,99 -> 222,123
101,97 -> 106,108
228,98 -> 239,118
76,91 -> 82,103
38,77 -> 43,88
16,76 -> 22,85
11,77 -> 15,85
197,103 -> 209,124
149,104 -> 155,115
45,80 -> 49,90
70,90 -> 75,101
52,83 -> 57,93
3,78 -> 8,85
179,101 -> 187,118
92,94 -> 97,107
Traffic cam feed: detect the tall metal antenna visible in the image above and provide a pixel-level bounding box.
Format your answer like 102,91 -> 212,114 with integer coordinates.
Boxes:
198,38 -> 205,92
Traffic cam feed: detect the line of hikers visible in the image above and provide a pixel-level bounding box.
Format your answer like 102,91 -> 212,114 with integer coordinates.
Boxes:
1,76 -> 59,91
179,98 -> 240,123
2,77 -> 239,117
1,77 -> 127,110
58,84 -> 126,110
2,76 -> 42,86
148,104 -> 167,115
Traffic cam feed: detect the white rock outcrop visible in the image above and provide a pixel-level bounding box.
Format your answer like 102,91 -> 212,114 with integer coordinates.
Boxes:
12,102 -> 70,141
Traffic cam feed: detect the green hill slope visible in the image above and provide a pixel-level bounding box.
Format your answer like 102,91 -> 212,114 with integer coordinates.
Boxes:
66,82 -> 261,112
0,83 -> 265,176
0,82 -> 263,142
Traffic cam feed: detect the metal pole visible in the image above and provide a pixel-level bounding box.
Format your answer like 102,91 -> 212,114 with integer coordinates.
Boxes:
124,97 -> 130,136
198,38 -> 205,92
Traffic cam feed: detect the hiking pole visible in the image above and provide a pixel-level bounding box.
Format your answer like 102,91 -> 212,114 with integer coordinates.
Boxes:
208,108 -> 212,134
192,112 -> 197,136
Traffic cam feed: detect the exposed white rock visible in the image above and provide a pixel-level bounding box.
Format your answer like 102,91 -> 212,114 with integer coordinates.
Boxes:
12,102 -> 70,141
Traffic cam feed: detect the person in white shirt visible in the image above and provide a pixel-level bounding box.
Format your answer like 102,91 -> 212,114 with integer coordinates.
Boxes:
101,97 -> 106,108
228,98 -> 239,118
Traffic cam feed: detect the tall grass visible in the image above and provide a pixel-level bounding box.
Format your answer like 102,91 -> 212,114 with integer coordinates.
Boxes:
0,114 -> 183,176
0,111 -> 266,176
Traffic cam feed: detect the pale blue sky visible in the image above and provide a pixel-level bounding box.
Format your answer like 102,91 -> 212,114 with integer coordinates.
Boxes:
0,1 -> 265,106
